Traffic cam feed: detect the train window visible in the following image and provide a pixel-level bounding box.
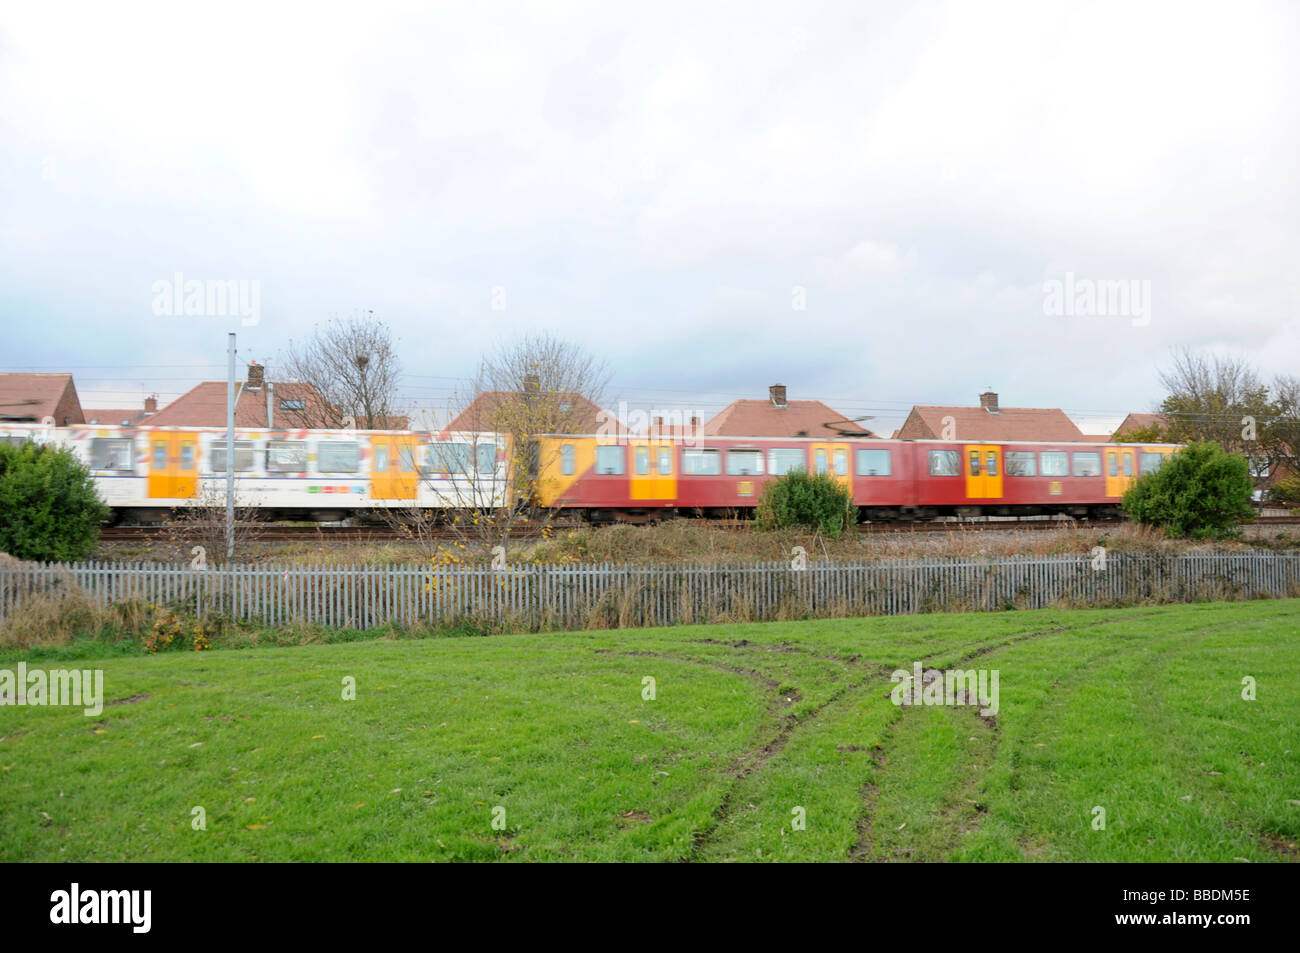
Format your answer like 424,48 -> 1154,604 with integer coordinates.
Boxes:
1121,453 -> 1134,477
1040,452 -> 1069,476
1139,452 -> 1166,475
1005,451 -> 1036,476
317,441 -> 360,472
399,446 -> 416,472
1108,454 -> 1119,477
595,445 -> 624,475
656,447 -> 673,475
90,438 -> 134,471
561,444 -> 575,476
985,452 -> 998,476
153,441 -> 167,470
635,447 -> 650,475
968,451 -> 981,476
427,442 -> 471,474
928,450 -> 960,476
815,449 -> 828,474
767,448 -> 805,475
1072,452 -> 1102,477
683,449 -> 721,475
181,442 -> 195,470
476,444 -> 496,476
267,440 -> 309,472
374,445 -> 389,473
856,448 -> 892,476
209,440 -> 256,473
727,450 -> 764,476
833,449 -> 848,476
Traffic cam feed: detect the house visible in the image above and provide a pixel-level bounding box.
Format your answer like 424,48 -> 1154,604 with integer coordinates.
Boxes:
702,385 -> 874,439
1113,413 -> 1169,438
446,374 -> 617,435
0,373 -> 85,424
144,361 -> 398,429
83,396 -> 159,427
895,392 -> 1088,443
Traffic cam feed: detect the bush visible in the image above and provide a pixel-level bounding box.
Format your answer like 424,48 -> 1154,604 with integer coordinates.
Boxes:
0,442 -> 109,561
754,471 -> 857,538
1120,441 -> 1255,539
1269,477 -> 1300,505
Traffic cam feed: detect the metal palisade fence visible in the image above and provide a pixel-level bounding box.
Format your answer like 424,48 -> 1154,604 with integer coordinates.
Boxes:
2,552 -> 1299,632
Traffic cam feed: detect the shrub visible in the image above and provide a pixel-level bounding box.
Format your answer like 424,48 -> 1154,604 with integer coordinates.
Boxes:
0,442 -> 109,561
754,471 -> 857,539
1120,441 -> 1255,539
1268,477 -> 1300,505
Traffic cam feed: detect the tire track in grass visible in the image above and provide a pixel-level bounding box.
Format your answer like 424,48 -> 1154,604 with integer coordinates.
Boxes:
847,613 -> 1167,862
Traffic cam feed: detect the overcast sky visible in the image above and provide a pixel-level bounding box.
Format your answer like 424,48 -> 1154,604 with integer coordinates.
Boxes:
2,1 -> 1296,434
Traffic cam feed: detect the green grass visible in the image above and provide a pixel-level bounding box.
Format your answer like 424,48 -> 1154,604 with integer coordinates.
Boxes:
2,600 -> 1298,861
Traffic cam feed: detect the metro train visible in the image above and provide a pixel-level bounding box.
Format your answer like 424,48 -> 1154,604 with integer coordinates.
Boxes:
0,421 -> 1179,523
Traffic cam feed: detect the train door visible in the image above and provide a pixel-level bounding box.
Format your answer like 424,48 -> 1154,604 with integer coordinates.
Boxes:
1105,447 -> 1137,497
963,444 -> 1003,499
147,432 -> 198,499
370,436 -> 419,500
629,440 -> 677,501
811,442 -> 851,492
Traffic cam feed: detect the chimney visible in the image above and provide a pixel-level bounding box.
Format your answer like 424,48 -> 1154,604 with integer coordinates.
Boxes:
690,416 -> 699,427
247,360 -> 264,390
267,381 -> 274,429
770,384 -> 788,408
980,391 -> 999,414
144,395 -> 157,414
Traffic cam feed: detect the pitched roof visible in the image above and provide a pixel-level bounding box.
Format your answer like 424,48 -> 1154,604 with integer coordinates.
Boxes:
446,391 -> 616,435
703,399 -> 873,438
147,381 -> 351,428
0,373 -> 84,424
83,408 -> 151,426
897,405 -> 1085,442
1114,412 -> 1169,435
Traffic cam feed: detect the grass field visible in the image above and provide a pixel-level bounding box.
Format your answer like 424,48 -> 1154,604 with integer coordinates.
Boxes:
2,600 -> 1298,862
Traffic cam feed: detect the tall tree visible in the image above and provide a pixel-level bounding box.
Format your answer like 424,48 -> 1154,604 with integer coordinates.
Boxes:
1156,348 -> 1293,485
278,314 -> 404,429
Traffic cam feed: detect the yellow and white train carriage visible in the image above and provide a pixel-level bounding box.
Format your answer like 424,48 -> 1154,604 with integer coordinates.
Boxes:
0,422 -> 511,521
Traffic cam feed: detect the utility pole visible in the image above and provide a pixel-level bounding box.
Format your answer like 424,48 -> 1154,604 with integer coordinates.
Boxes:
226,333 -> 236,560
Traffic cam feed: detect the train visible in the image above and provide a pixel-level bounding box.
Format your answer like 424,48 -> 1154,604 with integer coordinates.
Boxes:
0,420 -> 1180,524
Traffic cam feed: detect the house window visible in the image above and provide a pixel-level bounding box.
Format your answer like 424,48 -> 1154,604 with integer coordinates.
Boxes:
280,399 -> 306,412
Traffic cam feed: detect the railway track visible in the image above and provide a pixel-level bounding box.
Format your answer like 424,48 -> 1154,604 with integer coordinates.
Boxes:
97,514 -> 1300,544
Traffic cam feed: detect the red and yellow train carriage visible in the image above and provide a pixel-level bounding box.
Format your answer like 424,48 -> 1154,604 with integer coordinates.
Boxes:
536,435 -> 1178,521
